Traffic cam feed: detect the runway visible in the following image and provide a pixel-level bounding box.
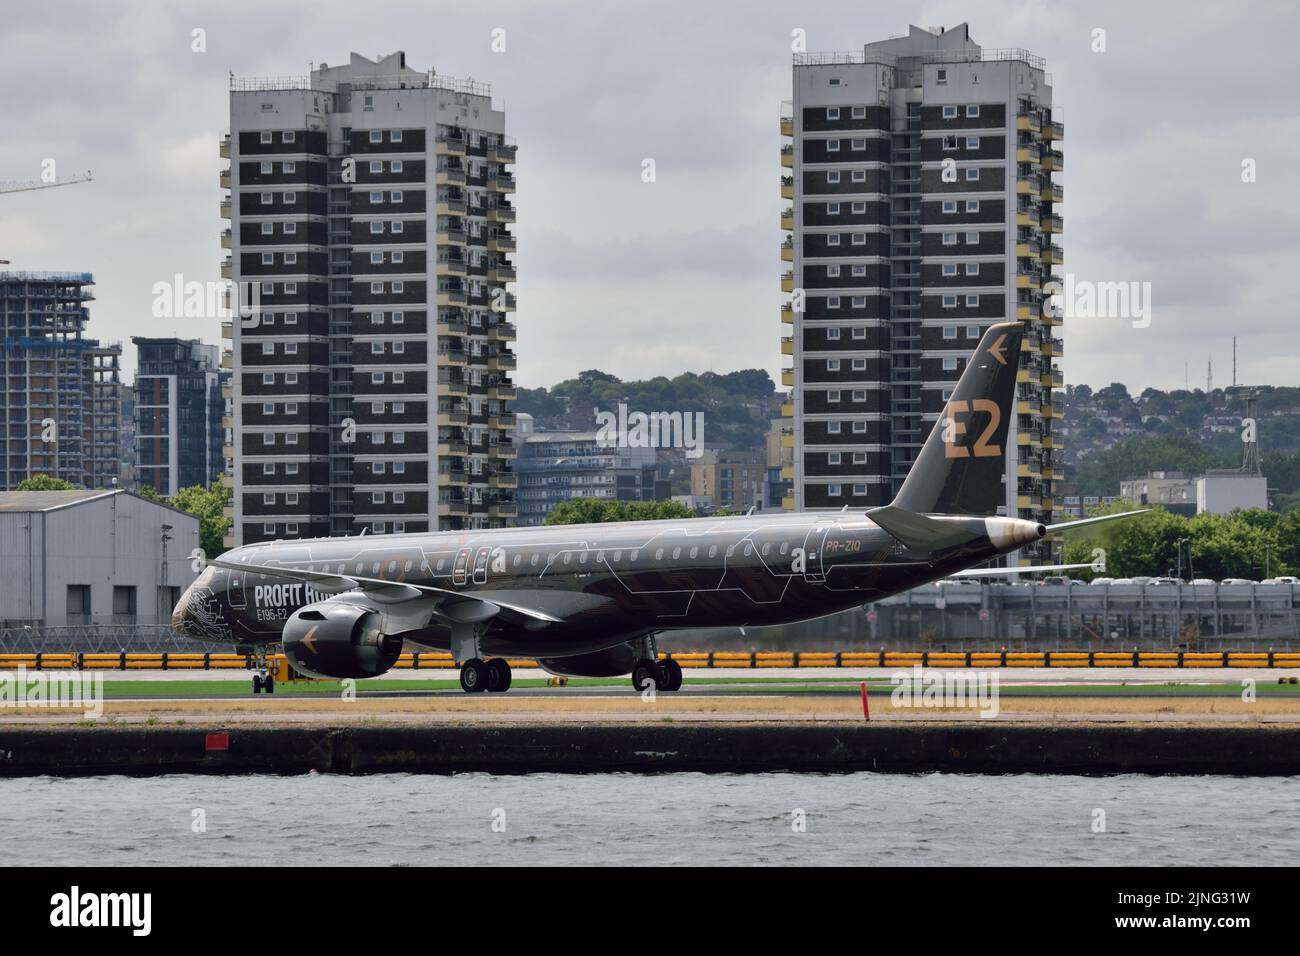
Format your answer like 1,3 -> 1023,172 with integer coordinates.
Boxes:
3,666 -> 1298,727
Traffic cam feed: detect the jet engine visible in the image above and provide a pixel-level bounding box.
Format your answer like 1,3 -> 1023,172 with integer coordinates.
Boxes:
281,601 -> 403,679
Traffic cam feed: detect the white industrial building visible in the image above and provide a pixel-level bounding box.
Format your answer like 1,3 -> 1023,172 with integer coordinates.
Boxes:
0,490 -> 200,627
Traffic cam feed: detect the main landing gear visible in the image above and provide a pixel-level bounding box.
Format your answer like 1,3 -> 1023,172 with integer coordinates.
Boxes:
630,635 -> 682,692
459,657 -> 512,693
632,657 -> 682,693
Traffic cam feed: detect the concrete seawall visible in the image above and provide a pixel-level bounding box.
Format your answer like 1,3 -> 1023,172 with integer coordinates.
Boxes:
2,724 -> 1299,776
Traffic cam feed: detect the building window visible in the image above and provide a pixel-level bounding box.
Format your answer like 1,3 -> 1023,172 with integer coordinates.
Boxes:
943,326 -> 958,339
371,191 -> 384,204
392,220 -> 404,233
260,222 -> 273,235
965,231 -> 979,244
827,296 -> 841,308
965,199 -> 980,212
264,523 -> 275,534
827,170 -> 841,184
369,130 -> 382,143
966,105 -> 979,118
828,422 -> 841,434
263,493 -> 275,505
942,263 -> 957,276
284,312 -> 297,324
942,105 -> 958,119
827,234 -> 841,246
391,190 -> 403,203
392,130 -> 403,142
829,452 -> 842,464
942,295 -> 958,308
827,359 -> 840,371
283,192 -> 296,204
827,328 -> 841,340
284,252 -> 297,264
851,169 -> 866,182
966,168 -> 979,181
392,251 -> 404,264
260,131 -> 272,144
827,202 -> 840,215
943,357 -> 959,371
943,232 -> 957,245
942,200 -> 957,214
943,135 -> 958,151
966,136 -> 980,150
828,484 -> 842,496
260,192 -> 273,205
966,263 -> 980,275
392,280 -> 404,293
285,372 -> 297,385
936,69 -> 947,84
851,358 -> 866,371
372,341 -> 385,354
262,372 -> 274,384
852,106 -> 866,119
851,233 -> 865,246
828,390 -> 841,402
371,372 -> 384,384
827,265 -> 840,277
966,295 -> 980,308
370,161 -> 383,174
967,324 -> 980,337
371,251 -> 384,264
827,139 -> 840,152
285,402 -> 297,414
263,433 -> 275,445
393,341 -> 405,353
852,421 -> 867,433
851,327 -> 866,339
370,221 -> 384,234
287,493 -> 298,505
826,107 -> 840,120
284,162 -> 296,174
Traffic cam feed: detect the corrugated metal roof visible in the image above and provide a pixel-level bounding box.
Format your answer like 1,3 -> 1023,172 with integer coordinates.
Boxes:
0,489 -> 119,513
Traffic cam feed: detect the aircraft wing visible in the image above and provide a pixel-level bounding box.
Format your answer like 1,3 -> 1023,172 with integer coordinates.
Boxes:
950,562 -> 1098,578
1044,510 -> 1150,534
207,557 -> 563,623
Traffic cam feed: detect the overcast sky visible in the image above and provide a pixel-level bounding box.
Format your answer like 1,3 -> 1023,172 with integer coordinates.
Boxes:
1,0 -> 1296,391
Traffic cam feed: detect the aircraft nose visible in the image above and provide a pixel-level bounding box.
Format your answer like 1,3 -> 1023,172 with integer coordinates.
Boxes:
171,586 -> 193,632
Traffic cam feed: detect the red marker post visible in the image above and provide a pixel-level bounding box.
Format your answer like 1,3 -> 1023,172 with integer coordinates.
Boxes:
860,681 -> 870,721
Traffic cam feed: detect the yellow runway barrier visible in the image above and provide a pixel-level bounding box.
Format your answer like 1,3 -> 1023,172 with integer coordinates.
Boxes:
1,650 -> 1300,671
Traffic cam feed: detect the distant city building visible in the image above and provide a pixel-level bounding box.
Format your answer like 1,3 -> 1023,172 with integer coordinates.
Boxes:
133,337 -> 224,496
224,51 -> 518,546
690,451 -> 766,513
0,489 -> 200,627
780,24 -> 1062,563
0,272 -> 121,490
516,431 -> 660,525
117,382 -> 137,490
1197,471 -> 1268,514
1119,471 -> 1197,516
1119,469 -> 1267,516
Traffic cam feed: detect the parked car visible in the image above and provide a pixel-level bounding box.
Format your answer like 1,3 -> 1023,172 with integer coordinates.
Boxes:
1263,576 -> 1300,585
1190,578 -> 1217,586
1040,575 -> 1071,586
1089,577 -> 1115,586
1220,578 -> 1256,585
1149,577 -> 1180,586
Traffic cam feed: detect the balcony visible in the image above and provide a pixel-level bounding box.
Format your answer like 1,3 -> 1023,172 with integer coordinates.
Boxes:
781,271 -> 794,293
436,378 -> 468,396
1016,175 -> 1039,195
491,173 -> 516,193
489,141 -> 517,163
1015,145 -> 1041,164
220,168 -> 231,190
1015,238 -> 1041,257
436,133 -> 467,156
781,207 -> 793,231
220,199 -> 231,220
1043,120 -> 1064,141
1042,149 -> 1064,172
220,229 -> 232,250
436,257 -> 467,276
1041,214 -> 1063,234
781,145 -> 793,168
781,175 -> 793,199
1016,112 -> 1041,133
1040,182 -> 1063,203
219,134 -> 230,159
436,166 -> 467,186
781,368 -> 794,387
781,303 -> 794,324
437,499 -> 469,516
1041,243 -> 1063,265
487,234 -> 516,252
490,203 -> 516,222
221,257 -> 232,280
781,336 -> 793,355
780,239 -> 793,262
780,115 -> 793,138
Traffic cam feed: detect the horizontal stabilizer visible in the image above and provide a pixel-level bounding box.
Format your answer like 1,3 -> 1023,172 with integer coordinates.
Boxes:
1045,510 -> 1150,535
950,562 -> 1098,578
867,505 -> 981,554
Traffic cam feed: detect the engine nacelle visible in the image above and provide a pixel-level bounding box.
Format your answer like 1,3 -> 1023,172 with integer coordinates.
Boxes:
282,601 -> 403,680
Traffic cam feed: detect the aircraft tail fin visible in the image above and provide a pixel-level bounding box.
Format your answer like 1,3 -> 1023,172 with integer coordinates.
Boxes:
892,321 -> 1025,517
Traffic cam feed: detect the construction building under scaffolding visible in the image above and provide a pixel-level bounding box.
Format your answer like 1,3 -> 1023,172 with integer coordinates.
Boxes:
0,271 -> 122,490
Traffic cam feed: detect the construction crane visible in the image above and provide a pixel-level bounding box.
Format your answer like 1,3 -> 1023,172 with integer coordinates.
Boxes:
0,170 -> 92,263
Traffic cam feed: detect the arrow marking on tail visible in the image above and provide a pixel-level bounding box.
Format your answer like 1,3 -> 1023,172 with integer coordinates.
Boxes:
988,333 -> 1009,365
302,625 -> 319,654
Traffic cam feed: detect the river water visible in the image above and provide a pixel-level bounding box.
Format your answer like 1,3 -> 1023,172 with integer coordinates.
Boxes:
3,772 -> 1296,866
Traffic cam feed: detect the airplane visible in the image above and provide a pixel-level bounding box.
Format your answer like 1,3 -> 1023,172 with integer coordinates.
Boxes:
172,321 -> 1144,694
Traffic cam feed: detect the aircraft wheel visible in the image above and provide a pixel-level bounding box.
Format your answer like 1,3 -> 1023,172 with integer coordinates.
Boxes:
486,658 -> 512,693
631,658 -> 659,692
460,658 -> 489,693
252,674 -> 263,694
264,675 -> 275,695
661,658 -> 683,692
